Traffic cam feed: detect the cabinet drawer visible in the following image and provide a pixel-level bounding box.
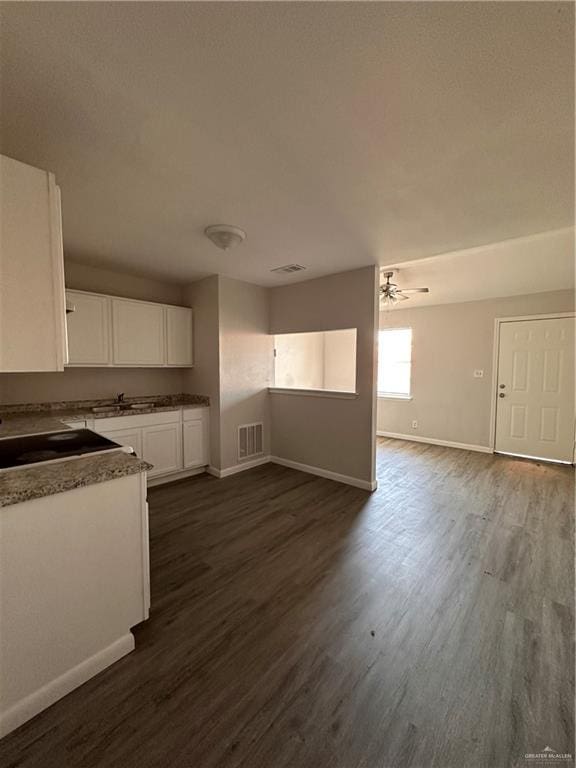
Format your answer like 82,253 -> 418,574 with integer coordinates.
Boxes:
183,406 -> 208,422
94,410 -> 180,432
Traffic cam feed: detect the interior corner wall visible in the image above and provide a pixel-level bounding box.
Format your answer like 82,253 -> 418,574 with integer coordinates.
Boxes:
64,259 -> 185,305
184,275 -> 272,472
377,288 -> 575,448
218,277 -> 273,470
183,275 -> 222,469
269,266 -> 379,484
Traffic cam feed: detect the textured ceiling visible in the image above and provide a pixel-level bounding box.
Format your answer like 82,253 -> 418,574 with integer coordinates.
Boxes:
0,2 -> 574,286
380,227 -> 575,308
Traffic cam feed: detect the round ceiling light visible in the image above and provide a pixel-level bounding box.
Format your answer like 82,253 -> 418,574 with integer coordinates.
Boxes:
204,224 -> 246,251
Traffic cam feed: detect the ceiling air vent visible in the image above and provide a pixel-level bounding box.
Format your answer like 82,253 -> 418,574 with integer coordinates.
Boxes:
270,264 -> 307,274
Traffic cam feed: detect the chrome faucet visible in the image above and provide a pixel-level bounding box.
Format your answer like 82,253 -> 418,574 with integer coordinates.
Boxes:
116,392 -> 125,404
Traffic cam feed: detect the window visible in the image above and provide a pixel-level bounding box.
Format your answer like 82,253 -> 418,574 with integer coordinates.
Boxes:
273,328 -> 357,393
378,328 -> 412,397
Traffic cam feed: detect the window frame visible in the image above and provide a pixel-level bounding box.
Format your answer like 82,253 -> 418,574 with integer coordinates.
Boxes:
377,327 -> 413,400
271,328 -> 358,396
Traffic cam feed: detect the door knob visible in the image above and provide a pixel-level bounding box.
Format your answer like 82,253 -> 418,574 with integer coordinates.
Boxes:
499,392 -> 505,398
499,384 -> 505,389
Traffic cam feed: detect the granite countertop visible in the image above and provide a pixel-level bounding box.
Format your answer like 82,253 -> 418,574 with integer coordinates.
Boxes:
0,452 -> 152,508
0,393 -> 210,438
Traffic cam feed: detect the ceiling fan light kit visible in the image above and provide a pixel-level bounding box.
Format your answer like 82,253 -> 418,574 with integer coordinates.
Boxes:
204,224 -> 246,251
379,270 -> 429,309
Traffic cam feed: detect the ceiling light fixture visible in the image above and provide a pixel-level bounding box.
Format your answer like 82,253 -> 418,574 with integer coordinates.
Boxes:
204,224 -> 246,251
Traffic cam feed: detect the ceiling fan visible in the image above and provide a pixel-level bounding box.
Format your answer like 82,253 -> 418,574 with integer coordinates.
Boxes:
379,271 -> 429,308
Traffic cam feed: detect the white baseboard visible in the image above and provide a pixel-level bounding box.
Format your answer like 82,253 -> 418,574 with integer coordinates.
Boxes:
208,455 -> 271,478
147,466 -> 207,487
377,431 -> 492,454
0,633 -> 134,739
270,456 -> 377,491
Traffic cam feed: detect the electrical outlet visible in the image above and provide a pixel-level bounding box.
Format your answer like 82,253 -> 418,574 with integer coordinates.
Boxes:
474,369 -> 484,378
411,420 -> 418,429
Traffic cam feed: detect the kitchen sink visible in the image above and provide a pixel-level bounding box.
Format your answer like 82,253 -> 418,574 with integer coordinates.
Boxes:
91,402 -> 155,414
92,405 -> 122,414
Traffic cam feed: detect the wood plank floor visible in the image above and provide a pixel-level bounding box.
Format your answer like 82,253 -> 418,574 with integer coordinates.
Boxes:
1,438 -> 574,768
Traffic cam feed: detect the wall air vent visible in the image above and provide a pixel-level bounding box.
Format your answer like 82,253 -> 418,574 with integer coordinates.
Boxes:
270,264 -> 307,274
238,422 -> 263,461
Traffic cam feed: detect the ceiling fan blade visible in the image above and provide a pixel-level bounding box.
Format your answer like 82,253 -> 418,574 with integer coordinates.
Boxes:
396,293 -> 410,301
396,287 -> 429,294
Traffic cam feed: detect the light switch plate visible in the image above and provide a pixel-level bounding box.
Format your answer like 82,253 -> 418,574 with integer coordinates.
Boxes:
474,369 -> 484,378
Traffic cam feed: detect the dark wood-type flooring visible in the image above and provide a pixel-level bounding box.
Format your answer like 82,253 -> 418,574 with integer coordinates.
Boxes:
1,438 -> 574,768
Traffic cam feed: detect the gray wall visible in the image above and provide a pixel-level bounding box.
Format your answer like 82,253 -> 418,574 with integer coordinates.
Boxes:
184,275 -> 272,472
218,277 -> 272,470
183,276 -> 221,468
0,260 -> 188,405
377,289 -> 575,447
270,266 -> 379,484
65,260 -> 184,305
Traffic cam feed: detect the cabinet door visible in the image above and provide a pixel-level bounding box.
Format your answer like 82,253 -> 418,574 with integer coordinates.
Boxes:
98,428 -> 143,458
66,291 -> 111,366
183,420 -> 208,468
166,306 -> 193,366
142,423 -> 182,477
0,155 -> 67,372
112,298 -> 165,366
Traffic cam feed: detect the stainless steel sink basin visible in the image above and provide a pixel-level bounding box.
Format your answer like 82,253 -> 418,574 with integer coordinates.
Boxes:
91,402 -> 156,414
92,405 -> 122,414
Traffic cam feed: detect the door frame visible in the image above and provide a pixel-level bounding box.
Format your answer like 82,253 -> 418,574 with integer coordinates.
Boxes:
489,312 -> 576,459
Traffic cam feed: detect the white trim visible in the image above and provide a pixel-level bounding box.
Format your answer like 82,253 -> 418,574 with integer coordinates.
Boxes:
378,393 -> 412,400
147,466 -> 207,487
489,312 -> 576,453
268,387 -> 358,399
207,455 -> 270,478
49,181 -> 67,370
370,267 -> 379,496
494,312 -> 575,323
206,453 -> 378,490
495,450 -> 573,466
0,634 -> 134,738
270,455 -> 378,491
377,431 -> 491,454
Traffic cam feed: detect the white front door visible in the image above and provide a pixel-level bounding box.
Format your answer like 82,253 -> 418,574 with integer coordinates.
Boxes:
495,317 -> 575,462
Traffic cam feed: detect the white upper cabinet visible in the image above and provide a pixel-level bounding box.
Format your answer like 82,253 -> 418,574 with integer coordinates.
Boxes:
166,306 -> 194,366
64,289 -> 193,368
66,291 -> 110,366
112,298 -> 165,366
0,155 -> 67,372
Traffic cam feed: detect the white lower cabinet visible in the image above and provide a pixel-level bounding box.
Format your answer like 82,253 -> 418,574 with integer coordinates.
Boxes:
0,471 -> 149,737
92,408 -> 209,483
142,423 -> 182,478
99,427 -> 143,458
183,422 -> 205,468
